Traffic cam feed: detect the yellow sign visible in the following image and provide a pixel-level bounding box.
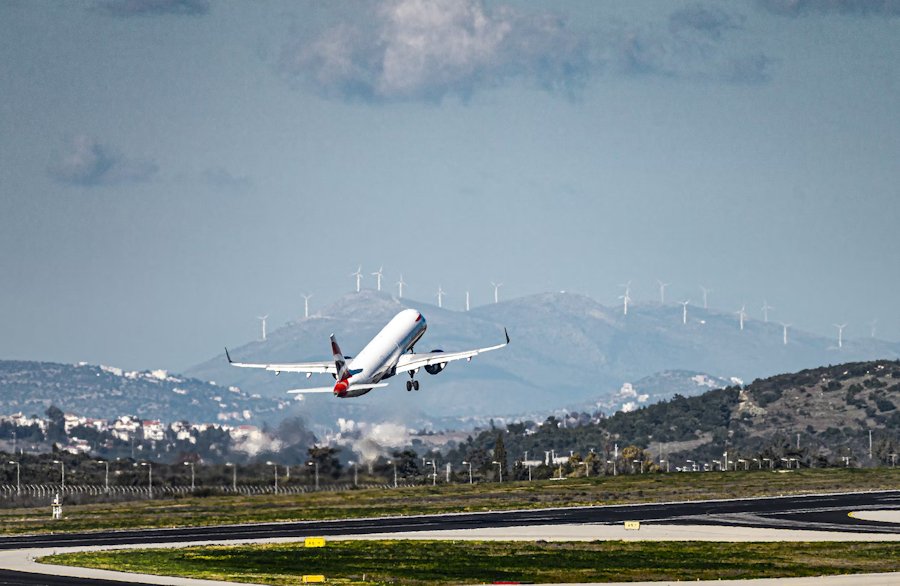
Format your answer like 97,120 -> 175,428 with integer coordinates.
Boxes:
301,575 -> 326,583
624,521 -> 641,530
304,537 -> 326,548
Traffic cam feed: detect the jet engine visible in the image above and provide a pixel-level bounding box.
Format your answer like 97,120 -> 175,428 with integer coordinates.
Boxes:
424,350 -> 447,375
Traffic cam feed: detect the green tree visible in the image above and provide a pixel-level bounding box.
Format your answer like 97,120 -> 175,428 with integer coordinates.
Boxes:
45,405 -> 66,444
493,432 -> 508,480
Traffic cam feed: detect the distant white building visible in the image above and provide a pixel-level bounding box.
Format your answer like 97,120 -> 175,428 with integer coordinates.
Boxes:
63,413 -> 96,434
544,450 -> 570,465
111,415 -> 140,441
169,421 -> 196,443
229,425 -> 259,442
4,412 -> 47,431
141,420 -> 165,442
63,437 -> 91,455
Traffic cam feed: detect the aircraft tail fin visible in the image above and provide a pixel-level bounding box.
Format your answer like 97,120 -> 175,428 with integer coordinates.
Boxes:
330,334 -> 351,380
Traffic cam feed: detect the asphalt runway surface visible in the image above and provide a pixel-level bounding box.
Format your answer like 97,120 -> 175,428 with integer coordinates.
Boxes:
1,490 -> 899,585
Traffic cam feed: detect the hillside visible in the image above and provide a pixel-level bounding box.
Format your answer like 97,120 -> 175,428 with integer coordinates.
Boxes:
0,360 -> 288,425
452,360 -> 900,469
186,291 -> 900,428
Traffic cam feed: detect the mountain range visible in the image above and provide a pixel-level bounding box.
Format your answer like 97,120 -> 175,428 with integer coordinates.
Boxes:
185,291 -> 900,429
0,360 -> 289,425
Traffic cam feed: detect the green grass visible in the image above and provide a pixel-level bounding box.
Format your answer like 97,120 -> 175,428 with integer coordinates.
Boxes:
43,540 -> 900,585
3,467 -> 899,536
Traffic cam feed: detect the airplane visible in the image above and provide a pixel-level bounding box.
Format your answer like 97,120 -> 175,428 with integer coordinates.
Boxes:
225,308 -> 509,398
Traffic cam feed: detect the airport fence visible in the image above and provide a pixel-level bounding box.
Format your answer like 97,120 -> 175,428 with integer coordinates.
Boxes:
0,482 -> 413,508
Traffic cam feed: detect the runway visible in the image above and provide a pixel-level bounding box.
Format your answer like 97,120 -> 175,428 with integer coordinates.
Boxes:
1,490 -> 898,585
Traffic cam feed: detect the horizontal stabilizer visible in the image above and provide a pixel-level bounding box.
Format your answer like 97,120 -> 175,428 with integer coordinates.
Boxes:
286,382 -> 388,394
347,383 -> 389,391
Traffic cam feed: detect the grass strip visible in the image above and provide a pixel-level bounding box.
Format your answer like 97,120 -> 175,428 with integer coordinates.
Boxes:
3,468 -> 899,536
43,540 -> 900,585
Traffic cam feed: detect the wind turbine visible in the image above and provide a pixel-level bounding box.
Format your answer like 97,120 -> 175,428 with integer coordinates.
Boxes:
371,267 -> 384,292
436,285 -> 445,308
761,300 -> 774,323
491,281 -> 503,304
351,266 -> 363,293
618,282 -> 632,316
257,315 -> 268,341
465,291 -> 470,312
699,286 -> 711,309
657,280 -> 669,305
396,274 -> 406,299
833,323 -> 847,349
301,294 -> 313,319
780,322 -> 791,345
736,305 -> 747,331
680,300 -> 690,325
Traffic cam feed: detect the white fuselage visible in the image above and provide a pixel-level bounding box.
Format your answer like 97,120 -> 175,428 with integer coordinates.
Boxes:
340,309 -> 427,397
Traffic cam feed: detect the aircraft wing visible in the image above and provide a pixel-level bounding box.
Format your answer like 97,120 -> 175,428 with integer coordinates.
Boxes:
224,348 -> 337,374
395,328 -> 509,373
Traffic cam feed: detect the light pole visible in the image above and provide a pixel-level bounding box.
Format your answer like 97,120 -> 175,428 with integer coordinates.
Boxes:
225,463 -> 237,492
425,460 -> 437,486
183,462 -> 195,491
492,460 -> 503,482
306,461 -> 318,491
266,461 -> 279,493
391,460 -> 398,488
7,461 -> 20,496
138,462 -> 152,498
52,459 -> 65,493
349,461 -> 358,487
95,460 -> 109,493
461,461 -> 473,484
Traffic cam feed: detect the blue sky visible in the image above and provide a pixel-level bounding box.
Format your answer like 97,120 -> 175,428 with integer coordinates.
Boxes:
1,0 -> 899,371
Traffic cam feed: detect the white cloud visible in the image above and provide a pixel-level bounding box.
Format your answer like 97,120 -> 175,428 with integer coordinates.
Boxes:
280,0 -> 588,102
48,135 -> 158,187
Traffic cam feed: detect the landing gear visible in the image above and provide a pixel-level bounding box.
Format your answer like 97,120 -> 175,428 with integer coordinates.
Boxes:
413,380 -> 419,390
406,372 -> 420,391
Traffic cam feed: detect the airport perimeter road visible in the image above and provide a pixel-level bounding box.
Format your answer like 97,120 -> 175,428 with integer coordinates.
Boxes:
1,490 -> 899,552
